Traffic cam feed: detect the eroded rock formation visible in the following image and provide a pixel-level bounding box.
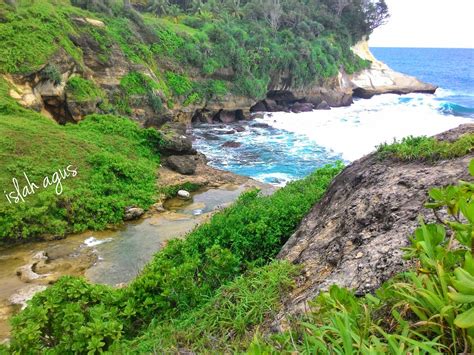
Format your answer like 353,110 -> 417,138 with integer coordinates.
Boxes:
276,124 -> 473,319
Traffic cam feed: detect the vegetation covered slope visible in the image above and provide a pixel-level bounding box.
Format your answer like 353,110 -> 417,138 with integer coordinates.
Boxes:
4,161 -> 474,353
6,164 -> 342,353
0,0 -> 386,117
0,78 -> 161,241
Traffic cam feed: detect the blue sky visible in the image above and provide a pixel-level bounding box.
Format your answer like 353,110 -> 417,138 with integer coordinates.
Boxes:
369,0 -> 474,48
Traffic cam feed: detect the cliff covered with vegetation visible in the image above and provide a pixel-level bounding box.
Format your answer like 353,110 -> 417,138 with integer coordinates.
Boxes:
0,0 -> 390,126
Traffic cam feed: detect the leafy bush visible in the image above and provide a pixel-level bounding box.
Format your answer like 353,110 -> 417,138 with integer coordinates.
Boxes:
377,134 -> 474,161
66,77 -> 104,102
40,64 -> 62,85
119,71 -> 163,113
248,160 -> 474,353
0,82 -> 162,241
8,164 -> 341,352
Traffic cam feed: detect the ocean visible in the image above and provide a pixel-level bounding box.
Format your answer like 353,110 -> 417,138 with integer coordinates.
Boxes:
193,48 -> 474,185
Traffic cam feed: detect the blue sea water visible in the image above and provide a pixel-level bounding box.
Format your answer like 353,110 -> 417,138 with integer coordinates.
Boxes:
371,47 -> 474,117
193,48 -> 474,185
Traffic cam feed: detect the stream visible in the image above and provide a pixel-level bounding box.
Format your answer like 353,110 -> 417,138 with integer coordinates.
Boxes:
0,184 -> 247,342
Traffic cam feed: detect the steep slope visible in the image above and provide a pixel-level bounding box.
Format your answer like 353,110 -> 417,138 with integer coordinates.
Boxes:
277,124 -> 474,316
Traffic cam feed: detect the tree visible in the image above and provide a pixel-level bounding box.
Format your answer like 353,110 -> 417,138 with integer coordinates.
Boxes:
365,0 -> 389,33
262,0 -> 282,31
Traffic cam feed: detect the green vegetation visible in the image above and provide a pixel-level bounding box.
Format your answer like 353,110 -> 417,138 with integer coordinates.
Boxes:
0,78 -> 161,241
8,164 -> 342,353
8,161 -> 474,353
159,181 -> 201,198
0,0 -> 85,73
377,134 -> 474,161
0,0 -> 379,111
66,76 -> 104,102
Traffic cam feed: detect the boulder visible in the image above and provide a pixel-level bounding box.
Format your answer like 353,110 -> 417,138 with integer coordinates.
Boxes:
124,207 -> 145,221
250,101 -> 267,112
160,123 -> 196,156
177,190 -> 191,199
217,110 -> 237,124
291,102 -> 314,113
276,124 -> 474,319
316,101 -> 331,110
166,155 -> 198,175
234,126 -> 246,132
221,141 -> 242,148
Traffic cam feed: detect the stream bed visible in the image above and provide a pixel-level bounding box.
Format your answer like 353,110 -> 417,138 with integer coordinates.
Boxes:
0,184 -> 246,342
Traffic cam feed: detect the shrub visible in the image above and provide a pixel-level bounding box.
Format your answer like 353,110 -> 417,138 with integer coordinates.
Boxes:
8,164 -> 342,351
377,134 -> 474,161
66,77 -> 104,102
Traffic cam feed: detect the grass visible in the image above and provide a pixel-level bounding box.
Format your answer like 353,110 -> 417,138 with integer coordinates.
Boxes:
8,164 -> 342,353
66,77 -> 105,102
0,78 -> 161,241
377,134 -> 474,161
0,0 -> 89,74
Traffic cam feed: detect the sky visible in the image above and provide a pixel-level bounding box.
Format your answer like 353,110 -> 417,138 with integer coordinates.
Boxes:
369,0 -> 474,48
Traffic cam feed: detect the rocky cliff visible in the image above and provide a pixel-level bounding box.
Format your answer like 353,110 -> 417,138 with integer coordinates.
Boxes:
276,124 -> 473,319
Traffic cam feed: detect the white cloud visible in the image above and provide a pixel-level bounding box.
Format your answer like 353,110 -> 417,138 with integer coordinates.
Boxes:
369,0 -> 474,48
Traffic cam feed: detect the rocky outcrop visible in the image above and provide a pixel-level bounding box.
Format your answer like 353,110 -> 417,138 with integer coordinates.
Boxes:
276,124 -> 473,319
349,40 -> 437,98
165,155 -> 198,175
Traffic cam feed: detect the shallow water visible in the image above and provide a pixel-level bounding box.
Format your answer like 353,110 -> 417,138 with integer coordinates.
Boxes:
0,185 -> 246,341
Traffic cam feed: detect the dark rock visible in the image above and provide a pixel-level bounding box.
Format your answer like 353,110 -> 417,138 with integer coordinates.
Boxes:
221,141 -> 242,148
276,124 -> 474,319
217,110 -> 237,124
316,101 -> 331,110
166,155 -> 198,175
264,99 -> 284,112
66,98 -> 100,122
160,123 -> 196,155
250,101 -> 267,112
291,102 -> 314,113
124,207 -> 145,221
234,126 -> 246,132
252,123 -> 271,129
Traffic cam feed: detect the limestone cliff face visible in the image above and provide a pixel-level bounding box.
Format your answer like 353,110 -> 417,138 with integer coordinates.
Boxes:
4,20 -> 437,127
349,40 -> 438,98
275,124 -> 473,320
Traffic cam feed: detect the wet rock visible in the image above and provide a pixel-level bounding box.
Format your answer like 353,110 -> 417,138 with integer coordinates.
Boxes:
124,207 -> 145,221
166,155 -> 198,175
16,265 -> 44,283
252,123 -> 271,129
221,141 -> 242,148
234,126 -> 246,132
316,100 -> 331,110
177,190 -> 191,199
9,285 -> 48,310
291,102 -> 314,113
151,202 -> 166,213
250,101 -> 267,112
276,124 -> 474,319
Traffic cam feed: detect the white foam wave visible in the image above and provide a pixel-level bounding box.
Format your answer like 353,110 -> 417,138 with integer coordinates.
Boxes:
83,237 -> 113,247
260,93 -> 472,161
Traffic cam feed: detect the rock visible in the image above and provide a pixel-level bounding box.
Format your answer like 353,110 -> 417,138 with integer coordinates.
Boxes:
32,251 -> 48,261
124,207 -> 145,221
66,97 -> 100,122
264,99 -> 285,112
252,123 -> 271,129
160,123 -> 196,156
177,190 -> 191,199
215,110 -> 245,124
291,102 -> 314,113
250,101 -> 267,112
350,40 -> 437,98
221,141 -> 242,148
234,126 -> 246,132
9,285 -> 48,310
16,265 -> 43,283
166,155 -> 198,175
276,124 -> 474,319
316,101 -> 331,110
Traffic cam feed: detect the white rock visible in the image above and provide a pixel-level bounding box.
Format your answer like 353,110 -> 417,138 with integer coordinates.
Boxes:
177,190 -> 191,199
